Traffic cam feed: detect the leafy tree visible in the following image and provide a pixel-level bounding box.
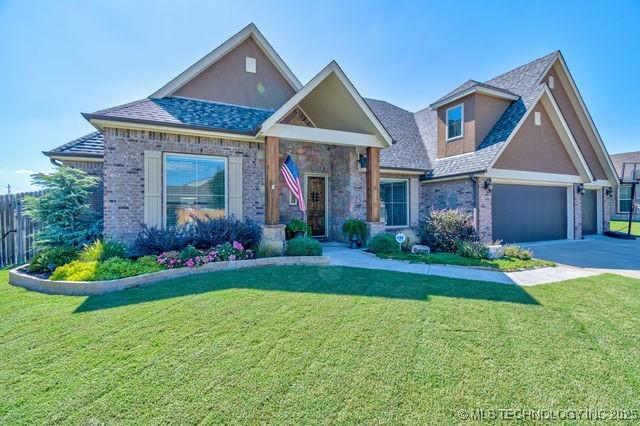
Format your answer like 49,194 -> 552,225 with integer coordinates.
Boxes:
23,166 -> 102,248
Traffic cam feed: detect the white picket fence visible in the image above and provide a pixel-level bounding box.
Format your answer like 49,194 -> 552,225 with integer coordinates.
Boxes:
0,191 -> 42,267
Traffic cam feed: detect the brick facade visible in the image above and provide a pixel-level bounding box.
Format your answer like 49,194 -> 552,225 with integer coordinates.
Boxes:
476,178 -> 492,242
102,128 -> 265,244
61,159 -> 104,215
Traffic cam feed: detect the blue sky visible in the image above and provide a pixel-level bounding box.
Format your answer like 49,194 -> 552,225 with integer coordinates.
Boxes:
1,0 -> 639,192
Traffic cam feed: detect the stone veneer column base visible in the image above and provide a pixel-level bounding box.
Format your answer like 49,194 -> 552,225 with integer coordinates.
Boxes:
262,224 -> 286,251
366,222 -> 386,242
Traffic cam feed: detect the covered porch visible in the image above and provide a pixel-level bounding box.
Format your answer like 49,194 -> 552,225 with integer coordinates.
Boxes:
257,62 -> 392,242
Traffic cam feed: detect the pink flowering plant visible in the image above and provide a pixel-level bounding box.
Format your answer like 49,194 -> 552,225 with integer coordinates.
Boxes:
156,241 -> 253,269
157,251 -> 182,269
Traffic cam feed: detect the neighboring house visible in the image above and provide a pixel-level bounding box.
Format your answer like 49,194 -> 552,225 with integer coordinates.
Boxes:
610,151 -> 640,221
43,24 -> 619,246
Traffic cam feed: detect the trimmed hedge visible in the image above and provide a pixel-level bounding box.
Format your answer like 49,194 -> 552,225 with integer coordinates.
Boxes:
368,233 -> 398,254
285,238 -> 323,256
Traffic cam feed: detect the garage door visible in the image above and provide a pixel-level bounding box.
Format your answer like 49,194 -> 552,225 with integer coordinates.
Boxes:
582,189 -> 597,235
492,184 -> 568,243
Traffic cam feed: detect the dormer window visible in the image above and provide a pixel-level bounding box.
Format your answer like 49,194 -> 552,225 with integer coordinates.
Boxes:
446,104 -> 464,140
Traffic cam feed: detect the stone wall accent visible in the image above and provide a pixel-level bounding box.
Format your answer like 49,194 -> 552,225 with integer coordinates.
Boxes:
102,128 -> 265,245
603,188 -> 612,232
262,224 -> 285,251
61,160 -> 104,215
329,146 -> 365,241
573,184 -> 583,240
419,178 -> 475,217
366,221 -> 386,241
476,178 -> 492,242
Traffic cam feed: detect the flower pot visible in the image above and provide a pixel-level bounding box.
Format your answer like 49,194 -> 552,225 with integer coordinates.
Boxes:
349,234 -> 361,249
293,230 -> 306,239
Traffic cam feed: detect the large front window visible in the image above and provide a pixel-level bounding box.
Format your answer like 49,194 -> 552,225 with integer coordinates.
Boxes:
446,104 -> 464,140
618,184 -> 633,213
380,179 -> 408,227
165,154 -> 226,226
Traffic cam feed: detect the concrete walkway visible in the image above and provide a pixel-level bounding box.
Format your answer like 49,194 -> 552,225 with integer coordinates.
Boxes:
323,243 -> 598,286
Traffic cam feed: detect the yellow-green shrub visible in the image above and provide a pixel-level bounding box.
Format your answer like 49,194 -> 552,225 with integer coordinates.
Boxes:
50,261 -> 98,281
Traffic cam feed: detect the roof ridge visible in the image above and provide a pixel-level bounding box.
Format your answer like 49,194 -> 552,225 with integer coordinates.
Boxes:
484,51 -> 559,85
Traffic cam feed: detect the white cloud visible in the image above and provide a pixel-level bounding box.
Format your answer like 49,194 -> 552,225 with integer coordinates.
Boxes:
14,169 -> 36,175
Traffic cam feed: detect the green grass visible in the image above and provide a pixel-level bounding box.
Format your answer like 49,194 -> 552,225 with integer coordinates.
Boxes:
377,251 -> 556,272
611,220 -> 640,236
1,267 -> 639,423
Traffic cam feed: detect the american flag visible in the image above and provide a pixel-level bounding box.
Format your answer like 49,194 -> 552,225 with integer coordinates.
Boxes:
281,154 -> 306,212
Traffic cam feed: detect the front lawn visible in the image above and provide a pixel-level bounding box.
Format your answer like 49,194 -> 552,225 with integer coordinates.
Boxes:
377,251 -> 556,272
611,219 -> 640,236
1,267 -> 639,423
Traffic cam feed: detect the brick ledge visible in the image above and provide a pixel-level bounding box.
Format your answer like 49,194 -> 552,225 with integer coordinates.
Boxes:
9,256 -> 330,296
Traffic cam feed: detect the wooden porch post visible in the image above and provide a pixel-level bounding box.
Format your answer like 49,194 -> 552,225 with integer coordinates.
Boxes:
265,136 -> 280,225
366,146 -> 380,222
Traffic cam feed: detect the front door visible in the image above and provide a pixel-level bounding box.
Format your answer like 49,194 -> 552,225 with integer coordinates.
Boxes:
306,175 -> 327,237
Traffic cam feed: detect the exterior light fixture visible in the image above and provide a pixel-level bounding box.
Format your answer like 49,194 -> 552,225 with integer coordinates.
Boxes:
577,183 -> 585,195
483,178 -> 493,193
358,154 -> 367,168
606,187 -> 613,197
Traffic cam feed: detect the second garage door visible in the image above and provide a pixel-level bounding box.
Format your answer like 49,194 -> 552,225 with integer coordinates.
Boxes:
492,184 -> 568,243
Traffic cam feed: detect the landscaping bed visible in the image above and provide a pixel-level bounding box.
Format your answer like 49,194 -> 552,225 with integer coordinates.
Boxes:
376,251 -> 556,272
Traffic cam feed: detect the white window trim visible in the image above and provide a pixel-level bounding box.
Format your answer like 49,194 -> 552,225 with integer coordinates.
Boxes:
445,103 -> 464,141
381,178 -> 409,228
618,184 -> 633,214
163,152 -> 229,227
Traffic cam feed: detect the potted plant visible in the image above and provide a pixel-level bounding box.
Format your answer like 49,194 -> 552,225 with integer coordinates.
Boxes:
286,219 -> 311,240
342,219 -> 367,248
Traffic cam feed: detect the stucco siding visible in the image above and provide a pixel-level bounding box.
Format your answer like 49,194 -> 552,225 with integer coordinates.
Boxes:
174,38 -> 295,110
493,99 -> 579,175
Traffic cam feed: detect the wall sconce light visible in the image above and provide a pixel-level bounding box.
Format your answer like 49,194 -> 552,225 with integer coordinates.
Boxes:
483,178 -> 493,193
576,183 -> 585,195
358,154 -> 367,168
606,187 -> 613,197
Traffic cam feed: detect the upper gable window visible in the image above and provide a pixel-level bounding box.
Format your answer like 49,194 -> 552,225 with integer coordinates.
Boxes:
446,104 -> 464,140
245,57 -> 256,73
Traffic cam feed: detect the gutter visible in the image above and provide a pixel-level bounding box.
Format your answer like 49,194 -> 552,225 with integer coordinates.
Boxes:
419,169 -> 487,182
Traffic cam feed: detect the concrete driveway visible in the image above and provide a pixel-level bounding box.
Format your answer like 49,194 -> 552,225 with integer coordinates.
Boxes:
522,235 -> 640,279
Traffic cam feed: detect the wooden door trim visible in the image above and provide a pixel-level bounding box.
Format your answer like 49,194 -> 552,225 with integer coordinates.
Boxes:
304,173 -> 329,238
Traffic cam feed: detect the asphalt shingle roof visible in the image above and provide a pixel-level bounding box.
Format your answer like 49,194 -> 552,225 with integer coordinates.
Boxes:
611,151 -> 640,178
44,131 -> 104,157
47,52 -> 561,179
365,98 -> 432,170
431,79 -> 518,106
88,97 -> 274,135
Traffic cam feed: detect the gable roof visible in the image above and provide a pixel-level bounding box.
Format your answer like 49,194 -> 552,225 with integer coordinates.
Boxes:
429,79 -> 519,109
43,131 -> 104,159
83,97 -> 274,135
611,151 -> 640,176
151,24 -> 302,99
259,61 -> 393,147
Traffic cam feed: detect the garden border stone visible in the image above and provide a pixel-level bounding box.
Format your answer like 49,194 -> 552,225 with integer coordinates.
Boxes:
9,256 -> 330,296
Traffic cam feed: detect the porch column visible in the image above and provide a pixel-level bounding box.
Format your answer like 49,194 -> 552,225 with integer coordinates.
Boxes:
366,146 -> 380,222
265,136 -> 280,225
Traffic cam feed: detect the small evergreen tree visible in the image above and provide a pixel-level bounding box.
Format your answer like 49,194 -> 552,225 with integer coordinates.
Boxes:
24,166 -> 102,248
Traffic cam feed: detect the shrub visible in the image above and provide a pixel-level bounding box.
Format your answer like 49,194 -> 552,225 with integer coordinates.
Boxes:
80,240 -> 126,262
342,219 -> 367,241
504,244 -> 533,260
285,219 -> 312,240
418,209 -> 476,253
133,224 -> 190,256
178,245 -> 206,268
285,237 -> 322,256
94,257 -> 163,281
50,260 -> 97,281
23,166 -> 102,249
212,241 -> 252,261
368,233 -> 398,254
188,217 -> 262,250
255,243 -> 283,258
29,246 -> 79,273
455,240 -> 488,260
